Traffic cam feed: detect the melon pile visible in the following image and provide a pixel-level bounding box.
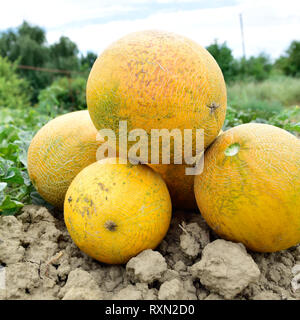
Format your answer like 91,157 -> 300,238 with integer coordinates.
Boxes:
28,30 -> 300,265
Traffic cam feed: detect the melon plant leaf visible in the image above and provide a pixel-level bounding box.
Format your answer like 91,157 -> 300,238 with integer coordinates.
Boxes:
15,130 -> 34,168
0,195 -> 23,216
285,122 -> 300,133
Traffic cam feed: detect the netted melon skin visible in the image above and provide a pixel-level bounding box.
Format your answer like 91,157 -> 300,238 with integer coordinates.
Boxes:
64,160 -> 172,264
195,123 -> 300,252
28,110 -> 102,208
87,30 -> 227,162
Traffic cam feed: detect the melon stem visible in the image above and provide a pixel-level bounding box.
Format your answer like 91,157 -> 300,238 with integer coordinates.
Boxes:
104,220 -> 117,232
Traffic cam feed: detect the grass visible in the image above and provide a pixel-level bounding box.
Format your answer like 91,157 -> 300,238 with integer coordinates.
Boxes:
225,76 -> 300,131
227,76 -> 300,117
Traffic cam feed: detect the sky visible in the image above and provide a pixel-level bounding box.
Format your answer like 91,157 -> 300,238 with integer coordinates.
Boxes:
0,0 -> 300,60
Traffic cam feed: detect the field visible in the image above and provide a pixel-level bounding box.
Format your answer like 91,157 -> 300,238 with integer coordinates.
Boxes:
1,66 -> 300,300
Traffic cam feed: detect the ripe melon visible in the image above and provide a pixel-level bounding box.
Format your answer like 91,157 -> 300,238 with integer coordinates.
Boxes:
148,130 -> 223,210
87,30 -> 226,162
64,159 -> 172,264
27,110 -> 102,208
148,163 -> 197,210
194,123 -> 300,252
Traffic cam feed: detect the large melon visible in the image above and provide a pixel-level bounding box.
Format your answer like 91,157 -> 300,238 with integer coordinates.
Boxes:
194,123 -> 300,252
64,159 -> 172,264
27,110 -> 102,208
87,30 -> 227,162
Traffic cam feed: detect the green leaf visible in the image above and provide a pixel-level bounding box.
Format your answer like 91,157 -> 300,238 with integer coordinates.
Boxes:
0,195 -> 23,216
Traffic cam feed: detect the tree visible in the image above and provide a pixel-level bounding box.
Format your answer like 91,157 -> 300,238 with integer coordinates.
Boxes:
206,40 -> 238,82
275,41 -> 300,77
0,21 -> 84,100
242,53 -> 273,81
0,21 -> 51,98
0,56 -> 31,108
49,36 -> 80,71
80,51 -> 98,70
206,40 -> 273,82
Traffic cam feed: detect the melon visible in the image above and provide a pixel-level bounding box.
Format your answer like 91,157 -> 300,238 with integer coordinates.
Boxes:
148,163 -> 197,210
194,123 -> 300,252
64,159 -> 172,264
87,30 -> 227,162
27,110 -> 102,208
148,129 -> 223,210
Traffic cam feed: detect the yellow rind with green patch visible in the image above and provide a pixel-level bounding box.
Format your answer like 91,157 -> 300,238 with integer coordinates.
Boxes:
194,123 -> 300,252
87,30 -> 227,161
27,110 -> 102,208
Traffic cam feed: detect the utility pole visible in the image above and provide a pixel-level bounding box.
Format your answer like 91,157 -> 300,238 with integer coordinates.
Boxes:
239,13 -> 246,59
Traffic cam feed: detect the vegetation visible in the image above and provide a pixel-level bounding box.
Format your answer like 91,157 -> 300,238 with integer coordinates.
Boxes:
0,108 -> 50,215
37,76 -> 87,117
0,21 -> 299,216
0,21 -> 95,100
275,41 -> 300,77
0,56 -> 31,108
206,40 -> 300,82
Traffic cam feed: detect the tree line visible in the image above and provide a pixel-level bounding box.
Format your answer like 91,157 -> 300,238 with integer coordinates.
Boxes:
0,21 -> 96,100
206,40 -> 300,82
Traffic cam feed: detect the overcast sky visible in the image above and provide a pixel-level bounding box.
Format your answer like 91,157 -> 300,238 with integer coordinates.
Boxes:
0,0 -> 299,60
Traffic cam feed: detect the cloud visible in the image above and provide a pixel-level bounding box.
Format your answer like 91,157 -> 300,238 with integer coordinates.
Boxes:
0,1 -> 138,30
1,0 -> 300,59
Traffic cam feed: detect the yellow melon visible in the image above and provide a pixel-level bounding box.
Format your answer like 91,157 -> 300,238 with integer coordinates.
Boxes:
64,159 -> 172,264
148,129 -> 224,210
194,123 -> 300,252
27,110 -> 102,208
148,163 -> 197,210
87,30 -> 226,162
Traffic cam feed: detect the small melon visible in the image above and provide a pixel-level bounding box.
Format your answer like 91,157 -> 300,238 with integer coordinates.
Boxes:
64,159 -> 172,264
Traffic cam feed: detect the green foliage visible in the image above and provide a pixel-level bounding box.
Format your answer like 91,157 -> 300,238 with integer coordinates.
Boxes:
240,54 -> 273,81
0,22 -> 52,98
0,56 -> 31,108
224,105 -> 300,134
38,76 -> 87,116
206,41 -> 272,82
0,22 -> 47,61
48,36 -> 80,71
0,108 -> 51,215
206,40 -> 238,82
268,106 -> 300,133
80,51 -> 98,70
0,21 -> 97,100
275,41 -> 300,77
